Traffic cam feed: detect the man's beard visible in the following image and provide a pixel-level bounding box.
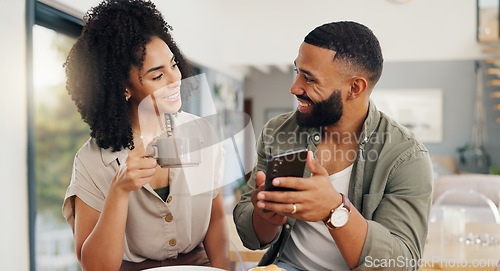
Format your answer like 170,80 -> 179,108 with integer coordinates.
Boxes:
296,90 -> 343,127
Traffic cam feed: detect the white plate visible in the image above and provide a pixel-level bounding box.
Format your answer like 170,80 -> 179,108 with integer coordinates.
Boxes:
248,267 -> 287,271
144,266 -> 226,271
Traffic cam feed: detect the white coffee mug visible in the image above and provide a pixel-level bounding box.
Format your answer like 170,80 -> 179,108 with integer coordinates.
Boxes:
146,135 -> 201,168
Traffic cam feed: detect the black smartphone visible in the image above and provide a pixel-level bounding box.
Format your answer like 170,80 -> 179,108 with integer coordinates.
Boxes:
263,148 -> 308,192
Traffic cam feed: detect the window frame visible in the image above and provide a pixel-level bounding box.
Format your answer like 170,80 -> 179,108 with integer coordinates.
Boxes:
26,1 -> 83,270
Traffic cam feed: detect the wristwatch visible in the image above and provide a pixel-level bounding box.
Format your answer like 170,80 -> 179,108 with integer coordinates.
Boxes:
323,193 -> 351,230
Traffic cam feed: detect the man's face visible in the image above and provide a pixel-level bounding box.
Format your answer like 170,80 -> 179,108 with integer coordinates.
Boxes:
291,42 -> 352,127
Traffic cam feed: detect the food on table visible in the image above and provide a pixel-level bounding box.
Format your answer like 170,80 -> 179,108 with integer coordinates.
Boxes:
248,264 -> 282,271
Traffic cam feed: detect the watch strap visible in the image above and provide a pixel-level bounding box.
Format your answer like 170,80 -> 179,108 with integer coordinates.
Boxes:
341,193 -> 351,212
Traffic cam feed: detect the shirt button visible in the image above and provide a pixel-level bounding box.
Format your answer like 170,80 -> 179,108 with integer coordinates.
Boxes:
167,195 -> 173,203
169,239 -> 176,247
165,214 -> 173,222
285,224 -> 290,230
314,134 -> 320,142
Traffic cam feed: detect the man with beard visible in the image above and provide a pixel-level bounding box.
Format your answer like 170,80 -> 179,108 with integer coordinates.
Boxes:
233,21 -> 433,271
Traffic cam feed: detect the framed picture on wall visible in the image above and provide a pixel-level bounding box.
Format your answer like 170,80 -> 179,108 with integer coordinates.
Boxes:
371,89 -> 443,143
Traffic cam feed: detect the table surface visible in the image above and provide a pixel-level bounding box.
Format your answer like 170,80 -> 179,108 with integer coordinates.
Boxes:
145,266 -> 226,271
421,222 -> 500,271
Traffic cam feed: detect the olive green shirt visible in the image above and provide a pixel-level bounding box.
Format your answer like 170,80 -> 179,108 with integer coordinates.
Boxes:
233,101 -> 433,270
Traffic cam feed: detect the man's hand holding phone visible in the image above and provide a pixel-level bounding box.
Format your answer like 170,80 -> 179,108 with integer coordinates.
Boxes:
250,170 -> 287,245
251,149 -> 307,244
252,148 -> 307,222
255,151 -> 340,223
251,171 -> 287,226
251,149 -> 341,244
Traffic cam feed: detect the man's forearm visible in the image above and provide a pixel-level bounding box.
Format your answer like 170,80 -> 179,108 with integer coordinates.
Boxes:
252,210 -> 280,245
329,206 -> 368,269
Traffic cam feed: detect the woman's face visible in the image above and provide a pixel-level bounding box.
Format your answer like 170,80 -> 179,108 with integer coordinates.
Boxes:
127,36 -> 182,113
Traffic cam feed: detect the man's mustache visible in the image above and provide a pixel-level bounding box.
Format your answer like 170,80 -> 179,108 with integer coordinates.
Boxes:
296,94 -> 313,103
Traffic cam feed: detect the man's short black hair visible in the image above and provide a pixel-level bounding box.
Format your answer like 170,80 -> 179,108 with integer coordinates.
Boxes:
304,21 -> 383,84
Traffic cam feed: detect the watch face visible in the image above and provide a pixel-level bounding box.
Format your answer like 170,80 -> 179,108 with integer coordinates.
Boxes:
331,207 -> 350,227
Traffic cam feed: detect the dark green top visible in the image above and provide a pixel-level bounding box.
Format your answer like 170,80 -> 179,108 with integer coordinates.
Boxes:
154,186 -> 169,202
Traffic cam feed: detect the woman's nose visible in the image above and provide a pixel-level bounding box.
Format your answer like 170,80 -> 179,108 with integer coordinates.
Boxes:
166,67 -> 182,84
166,80 -> 181,89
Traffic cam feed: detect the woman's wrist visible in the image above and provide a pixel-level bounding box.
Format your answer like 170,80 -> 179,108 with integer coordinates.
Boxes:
109,176 -> 132,199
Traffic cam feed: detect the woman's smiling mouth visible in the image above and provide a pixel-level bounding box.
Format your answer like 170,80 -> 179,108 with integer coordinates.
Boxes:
163,91 -> 180,102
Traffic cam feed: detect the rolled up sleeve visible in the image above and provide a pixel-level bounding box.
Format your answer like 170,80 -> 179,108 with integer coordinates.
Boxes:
233,124 -> 283,250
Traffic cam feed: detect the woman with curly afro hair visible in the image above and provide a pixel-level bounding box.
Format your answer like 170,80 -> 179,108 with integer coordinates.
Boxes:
62,1 -> 229,270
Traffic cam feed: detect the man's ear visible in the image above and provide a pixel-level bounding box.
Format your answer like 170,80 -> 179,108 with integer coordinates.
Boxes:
348,77 -> 368,100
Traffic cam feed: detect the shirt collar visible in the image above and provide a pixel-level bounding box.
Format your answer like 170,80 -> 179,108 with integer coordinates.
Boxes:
100,145 -> 128,166
359,99 -> 381,144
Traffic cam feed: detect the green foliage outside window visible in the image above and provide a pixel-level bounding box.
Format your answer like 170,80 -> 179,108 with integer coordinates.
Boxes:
35,30 -> 90,223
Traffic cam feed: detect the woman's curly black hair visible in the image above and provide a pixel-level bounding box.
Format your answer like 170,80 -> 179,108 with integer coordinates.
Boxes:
65,0 -> 192,152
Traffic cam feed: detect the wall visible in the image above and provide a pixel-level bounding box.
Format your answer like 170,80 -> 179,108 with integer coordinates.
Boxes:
58,0 -> 482,78
223,0 -> 481,65
378,60 -> 500,172
244,68 -> 296,138
0,0 -> 30,270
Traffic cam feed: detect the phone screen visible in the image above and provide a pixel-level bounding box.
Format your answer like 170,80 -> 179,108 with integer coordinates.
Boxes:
263,148 -> 308,192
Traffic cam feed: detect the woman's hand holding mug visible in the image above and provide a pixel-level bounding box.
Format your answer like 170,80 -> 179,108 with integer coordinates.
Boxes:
113,142 -> 157,193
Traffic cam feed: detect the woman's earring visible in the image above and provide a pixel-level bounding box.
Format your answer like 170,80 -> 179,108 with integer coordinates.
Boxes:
125,88 -> 131,101
125,91 -> 131,101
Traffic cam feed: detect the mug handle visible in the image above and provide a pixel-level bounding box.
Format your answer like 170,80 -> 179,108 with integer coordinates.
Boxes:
145,141 -> 158,158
